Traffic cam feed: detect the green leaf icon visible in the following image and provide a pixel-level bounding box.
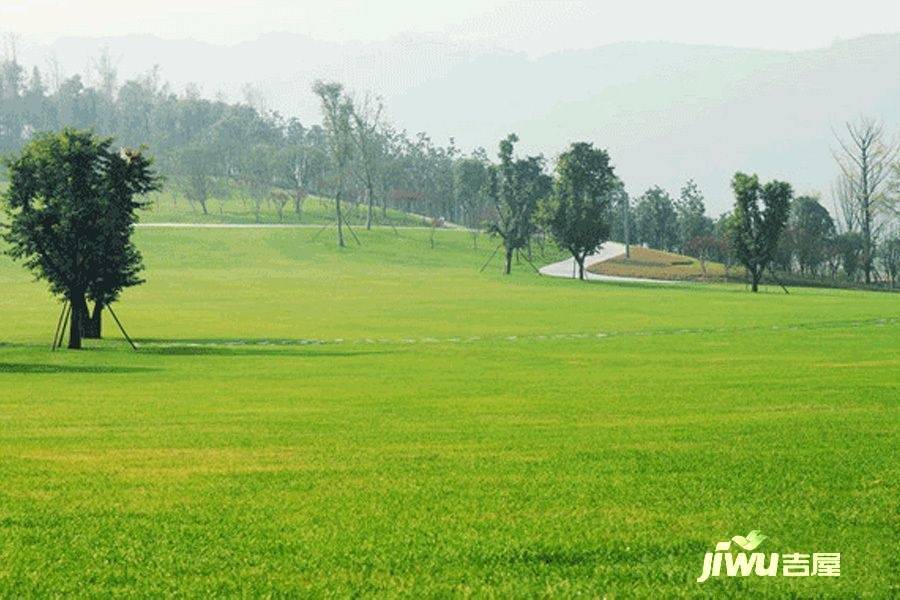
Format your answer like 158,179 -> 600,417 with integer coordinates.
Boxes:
731,530 -> 767,551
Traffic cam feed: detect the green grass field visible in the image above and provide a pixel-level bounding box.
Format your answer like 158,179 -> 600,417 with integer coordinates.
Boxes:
141,192 -> 432,227
1,227 -> 897,597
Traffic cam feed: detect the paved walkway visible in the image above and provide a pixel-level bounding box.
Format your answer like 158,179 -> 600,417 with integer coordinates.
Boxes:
539,241 -> 684,285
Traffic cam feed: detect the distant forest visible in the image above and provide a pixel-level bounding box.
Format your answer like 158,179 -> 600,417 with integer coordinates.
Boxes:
0,51 -> 897,287
0,52 -> 482,225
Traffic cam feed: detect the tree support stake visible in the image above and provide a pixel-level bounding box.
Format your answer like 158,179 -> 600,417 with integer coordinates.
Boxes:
107,305 -> 138,350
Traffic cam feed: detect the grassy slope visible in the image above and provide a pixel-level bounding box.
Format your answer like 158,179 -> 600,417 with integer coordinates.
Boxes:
141,192 -> 431,226
0,228 -> 897,597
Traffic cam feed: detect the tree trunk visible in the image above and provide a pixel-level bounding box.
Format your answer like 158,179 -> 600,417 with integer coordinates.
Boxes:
84,301 -> 103,339
335,193 -> 345,248
862,152 -> 872,284
68,292 -> 85,349
366,184 -> 374,231
199,198 -> 208,215
504,248 -> 513,275
294,190 -> 303,217
577,255 -> 585,280
750,269 -> 760,293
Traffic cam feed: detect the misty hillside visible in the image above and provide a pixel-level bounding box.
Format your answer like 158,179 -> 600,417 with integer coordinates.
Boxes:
19,32 -> 900,214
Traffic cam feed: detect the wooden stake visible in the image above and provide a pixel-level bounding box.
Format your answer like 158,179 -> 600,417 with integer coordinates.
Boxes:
107,305 -> 138,350
767,268 -> 790,295
479,243 -> 503,273
56,303 -> 71,349
344,220 -> 362,245
51,301 -> 69,351
520,252 -> 542,275
312,220 -> 333,241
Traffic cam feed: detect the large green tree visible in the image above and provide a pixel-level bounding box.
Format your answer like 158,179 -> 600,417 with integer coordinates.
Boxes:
878,233 -> 899,288
834,231 -> 865,281
453,156 -> 490,230
789,196 -> 835,276
172,141 -> 219,215
486,134 -> 551,274
543,142 -> 618,279
2,129 -> 160,348
634,186 -> 679,251
728,172 -> 792,292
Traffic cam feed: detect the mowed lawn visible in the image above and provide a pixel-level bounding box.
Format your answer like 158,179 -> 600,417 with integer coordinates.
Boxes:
140,192 -> 430,227
0,227 -> 897,598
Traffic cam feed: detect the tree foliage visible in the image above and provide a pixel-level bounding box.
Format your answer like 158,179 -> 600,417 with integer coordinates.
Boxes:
789,196 -> 835,275
542,142 -> 618,279
675,179 -> 713,252
2,129 -> 160,348
313,81 -> 355,246
486,134 -> 551,274
728,172 -> 792,292
634,186 -> 679,251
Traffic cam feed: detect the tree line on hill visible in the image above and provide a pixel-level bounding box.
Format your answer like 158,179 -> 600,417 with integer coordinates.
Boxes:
0,52 -> 465,228
1,52 -> 896,285
0,53 -> 898,266
2,53 -> 899,349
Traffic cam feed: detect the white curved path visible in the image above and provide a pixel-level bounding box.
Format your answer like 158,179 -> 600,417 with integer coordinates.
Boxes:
539,241 -> 683,285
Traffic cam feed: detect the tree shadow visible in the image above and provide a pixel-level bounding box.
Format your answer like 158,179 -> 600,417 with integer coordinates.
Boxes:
0,363 -> 158,374
137,337 -> 326,346
133,340 -> 395,358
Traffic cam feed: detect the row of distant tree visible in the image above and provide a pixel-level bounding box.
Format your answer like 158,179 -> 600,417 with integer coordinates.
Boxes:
0,53 -> 897,286
617,178 -> 899,287
0,53 -> 463,228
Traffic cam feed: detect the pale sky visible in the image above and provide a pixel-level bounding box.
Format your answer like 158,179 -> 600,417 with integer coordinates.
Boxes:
3,0 -> 900,54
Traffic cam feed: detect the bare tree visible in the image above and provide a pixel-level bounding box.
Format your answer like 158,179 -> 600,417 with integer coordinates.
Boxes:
832,118 -> 899,283
350,93 -> 384,230
91,47 -> 118,101
831,175 -> 859,234
45,54 -> 64,94
241,83 -> 269,114
313,81 -> 355,247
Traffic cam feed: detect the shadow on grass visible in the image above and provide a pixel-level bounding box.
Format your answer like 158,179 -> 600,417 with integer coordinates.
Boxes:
0,362 -> 158,374
134,339 -> 395,358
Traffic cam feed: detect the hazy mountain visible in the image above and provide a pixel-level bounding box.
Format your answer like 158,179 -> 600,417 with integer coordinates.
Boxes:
19,32 -> 900,214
